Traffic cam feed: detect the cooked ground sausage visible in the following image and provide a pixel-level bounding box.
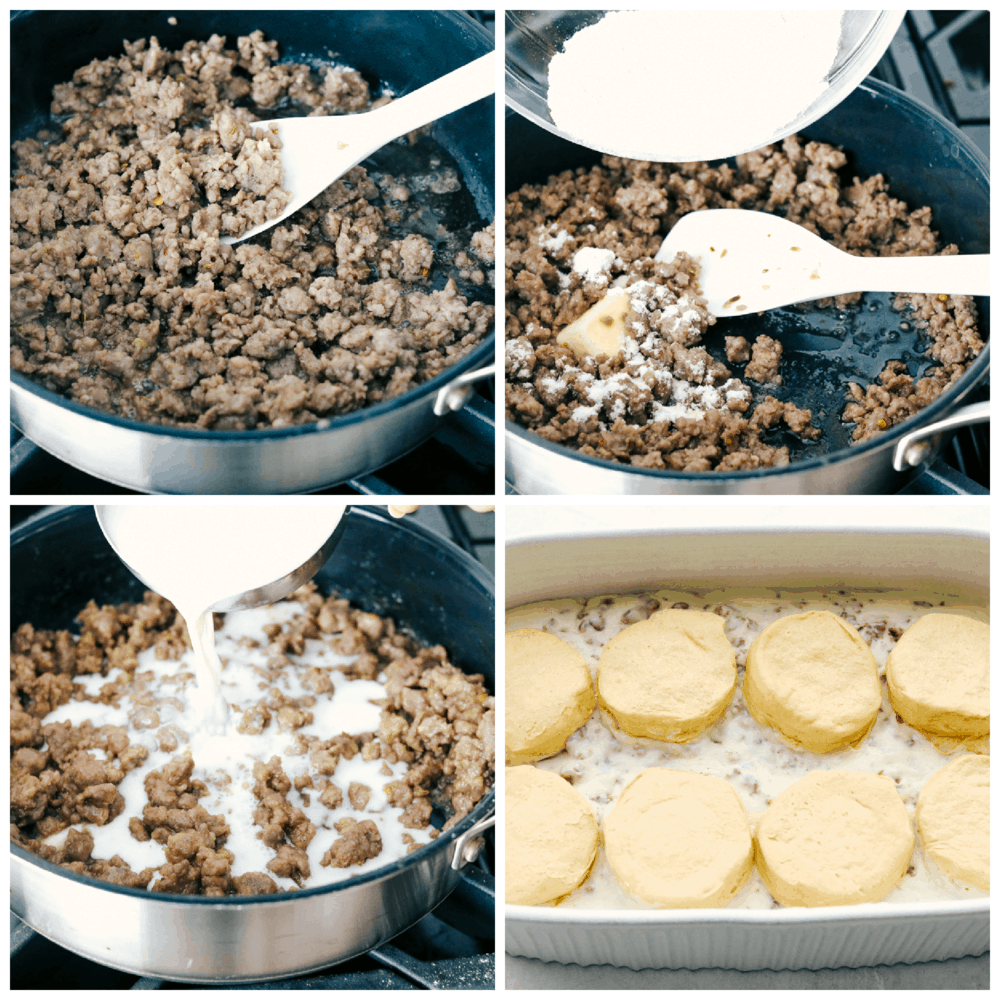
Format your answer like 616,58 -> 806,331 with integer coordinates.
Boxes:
505,135 -> 984,467
11,31 -> 494,430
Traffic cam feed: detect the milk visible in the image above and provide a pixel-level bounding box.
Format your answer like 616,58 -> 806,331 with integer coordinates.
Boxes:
97,504 -> 346,734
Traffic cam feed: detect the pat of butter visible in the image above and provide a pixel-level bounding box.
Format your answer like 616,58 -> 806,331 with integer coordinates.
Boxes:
556,288 -> 631,359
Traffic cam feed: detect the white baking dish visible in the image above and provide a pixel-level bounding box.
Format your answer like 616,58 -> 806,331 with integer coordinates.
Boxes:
504,513 -> 989,971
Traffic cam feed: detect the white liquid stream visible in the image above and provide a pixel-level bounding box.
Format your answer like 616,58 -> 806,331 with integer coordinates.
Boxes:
98,505 -> 346,735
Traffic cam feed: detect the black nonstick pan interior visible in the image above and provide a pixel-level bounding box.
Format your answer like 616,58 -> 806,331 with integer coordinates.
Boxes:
506,80 -> 990,464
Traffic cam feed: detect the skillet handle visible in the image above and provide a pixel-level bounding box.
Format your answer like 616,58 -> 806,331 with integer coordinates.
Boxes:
892,400 -> 990,471
439,811 -> 495,941
434,364 -> 496,416
450,811 -> 496,869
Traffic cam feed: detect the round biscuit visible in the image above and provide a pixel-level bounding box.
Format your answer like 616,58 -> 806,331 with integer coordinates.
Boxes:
916,754 -> 989,892
506,628 -> 595,765
744,609 -> 881,753
755,770 -> 914,907
604,768 -> 753,907
597,609 -> 736,743
505,765 -> 599,905
885,613 -> 989,740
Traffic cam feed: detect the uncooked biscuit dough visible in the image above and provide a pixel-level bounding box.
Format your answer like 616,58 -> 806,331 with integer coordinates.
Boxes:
916,754 -> 989,892
506,629 -> 596,765
597,609 -> 736,742
505,765 -> 599,905
604,768 -> 753,907
744,609 -> 881,753
886,613 -> 989,742
755,770 -> 915,907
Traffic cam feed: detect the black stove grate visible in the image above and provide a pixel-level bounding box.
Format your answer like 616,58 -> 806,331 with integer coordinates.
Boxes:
873,10 -> 989,158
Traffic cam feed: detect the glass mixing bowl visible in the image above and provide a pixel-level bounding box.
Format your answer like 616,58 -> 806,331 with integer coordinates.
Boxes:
505,10 -> 906,162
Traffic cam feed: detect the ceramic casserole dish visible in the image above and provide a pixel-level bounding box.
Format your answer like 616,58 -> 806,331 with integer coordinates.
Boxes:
504,512 -> 988,970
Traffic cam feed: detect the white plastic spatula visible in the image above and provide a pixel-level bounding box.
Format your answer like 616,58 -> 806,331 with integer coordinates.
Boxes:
222,52 -> 495,245
654,209 -> 991,315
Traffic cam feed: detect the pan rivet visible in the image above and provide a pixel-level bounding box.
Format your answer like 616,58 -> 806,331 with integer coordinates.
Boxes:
904,441 -> 931,467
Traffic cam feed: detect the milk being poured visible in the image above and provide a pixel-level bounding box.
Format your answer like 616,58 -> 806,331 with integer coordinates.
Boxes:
97,505 -> 347,734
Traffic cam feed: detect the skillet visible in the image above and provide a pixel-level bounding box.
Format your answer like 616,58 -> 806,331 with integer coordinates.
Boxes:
10,10 -> 495,494
9,505 -> 495,982
504,79 -> 990,494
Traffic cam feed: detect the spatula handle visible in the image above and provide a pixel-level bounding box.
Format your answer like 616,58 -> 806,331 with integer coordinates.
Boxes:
844,252 -> 990,297
372,52 -> 495,138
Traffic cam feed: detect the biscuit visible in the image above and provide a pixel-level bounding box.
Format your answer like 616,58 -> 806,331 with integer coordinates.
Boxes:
755,770 -> 914,907
743,609 -> 881,753
597,609 -> 736,742
505,629 -> 595,765
916,754 -> 989,892
885,614 -> 989,743
505,765 -> 599,905
604,768 -> 753,907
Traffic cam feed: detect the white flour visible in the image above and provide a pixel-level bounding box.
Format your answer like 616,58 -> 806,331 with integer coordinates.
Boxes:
572,246 -> 617,283
547,11 -> 845,161
541,227 -> 572,252
506,587 -> 989,910
507,252 -> 751,429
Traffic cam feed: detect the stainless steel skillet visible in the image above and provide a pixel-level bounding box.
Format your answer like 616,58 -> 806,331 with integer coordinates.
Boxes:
10,506 -> 495,983
10,10 -> 495,494
504,80 -> 989,495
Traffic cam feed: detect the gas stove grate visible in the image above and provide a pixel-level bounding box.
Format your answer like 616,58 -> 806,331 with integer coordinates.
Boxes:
872,10 -> 989,158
